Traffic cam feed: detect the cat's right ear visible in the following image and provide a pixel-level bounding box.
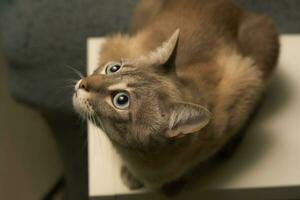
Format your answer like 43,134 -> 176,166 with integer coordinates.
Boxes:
132,29 -> 180,73
164,102 -> 211,138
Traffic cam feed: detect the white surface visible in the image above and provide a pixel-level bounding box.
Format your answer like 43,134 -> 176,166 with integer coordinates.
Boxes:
88,38 -> 141,196
88,36 -> 300,197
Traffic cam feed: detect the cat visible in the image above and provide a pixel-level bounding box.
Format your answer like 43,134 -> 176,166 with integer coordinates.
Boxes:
73,0 -> 279,191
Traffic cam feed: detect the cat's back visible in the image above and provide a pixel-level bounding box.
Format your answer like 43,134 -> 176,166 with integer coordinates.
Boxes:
132,0 -> 243,65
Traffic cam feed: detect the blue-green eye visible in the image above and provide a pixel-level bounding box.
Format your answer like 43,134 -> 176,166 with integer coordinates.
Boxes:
112,92 -> 130,109
105,62 -> 122,74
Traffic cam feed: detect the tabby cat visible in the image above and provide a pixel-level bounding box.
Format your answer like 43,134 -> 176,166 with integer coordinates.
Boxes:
73,0 -> 279,190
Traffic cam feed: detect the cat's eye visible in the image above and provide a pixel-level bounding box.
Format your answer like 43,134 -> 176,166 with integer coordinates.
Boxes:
105,62 -> 122,74
112,92 -> 130,109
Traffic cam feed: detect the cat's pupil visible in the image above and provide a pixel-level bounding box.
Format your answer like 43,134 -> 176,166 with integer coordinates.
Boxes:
106,63 -> 121,74
110,65 -> 120,73
117,95 -> 128,105
112,92 -> 129,109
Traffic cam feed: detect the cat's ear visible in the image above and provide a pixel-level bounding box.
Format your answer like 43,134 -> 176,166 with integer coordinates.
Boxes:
165,102 -> 211,138
133,29 -> 179,72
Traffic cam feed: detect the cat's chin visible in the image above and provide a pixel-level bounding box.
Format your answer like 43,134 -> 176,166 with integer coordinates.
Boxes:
72,90 -> 95,119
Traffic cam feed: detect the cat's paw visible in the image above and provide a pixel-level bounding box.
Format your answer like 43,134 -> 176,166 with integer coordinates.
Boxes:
121,165 -> 144,190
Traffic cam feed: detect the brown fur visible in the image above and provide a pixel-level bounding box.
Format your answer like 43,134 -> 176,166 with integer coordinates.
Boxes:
73,0 -> 279,190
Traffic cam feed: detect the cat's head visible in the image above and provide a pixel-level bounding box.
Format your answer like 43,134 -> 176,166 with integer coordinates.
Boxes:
73,30 -> 211,149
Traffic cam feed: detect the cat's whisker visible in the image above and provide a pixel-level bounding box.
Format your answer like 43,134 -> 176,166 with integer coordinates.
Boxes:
92,115 -> 97,126
56,85 -> 76,90
62,79 -> 79,84
96,116 -> 106,133
51,79 -> 79,95
64,65 -> 85,79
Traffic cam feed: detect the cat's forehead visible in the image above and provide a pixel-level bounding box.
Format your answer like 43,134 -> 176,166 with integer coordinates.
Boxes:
90,67 -> 159,94
94,60 -> 154,79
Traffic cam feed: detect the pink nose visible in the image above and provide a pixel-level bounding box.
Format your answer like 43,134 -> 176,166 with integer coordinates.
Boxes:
76,75 -> 104,92
79,79 -> 89,91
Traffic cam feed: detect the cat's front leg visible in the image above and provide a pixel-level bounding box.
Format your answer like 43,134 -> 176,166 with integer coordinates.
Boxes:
121,165 -> 144,190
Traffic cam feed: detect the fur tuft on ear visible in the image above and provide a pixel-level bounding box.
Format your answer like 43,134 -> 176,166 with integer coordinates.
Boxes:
132,29 -> 180,68
166,102 -> 211,138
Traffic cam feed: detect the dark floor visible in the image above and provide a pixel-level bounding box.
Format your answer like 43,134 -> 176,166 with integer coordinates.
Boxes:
0,57 -> 63,200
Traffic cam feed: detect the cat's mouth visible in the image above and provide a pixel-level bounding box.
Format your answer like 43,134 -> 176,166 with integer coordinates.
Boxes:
72,79 -> 95,118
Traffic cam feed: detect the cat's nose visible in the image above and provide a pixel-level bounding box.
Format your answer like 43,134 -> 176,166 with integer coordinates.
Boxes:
78,78 -> 89,91
76,75 -> 104,92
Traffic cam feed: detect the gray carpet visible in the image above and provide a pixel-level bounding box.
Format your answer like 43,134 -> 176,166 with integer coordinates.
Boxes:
0,0 -> 138,113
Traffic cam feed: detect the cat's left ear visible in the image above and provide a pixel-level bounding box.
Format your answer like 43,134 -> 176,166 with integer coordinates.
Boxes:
165,102 -> 211,138
133,29 -> 180,72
